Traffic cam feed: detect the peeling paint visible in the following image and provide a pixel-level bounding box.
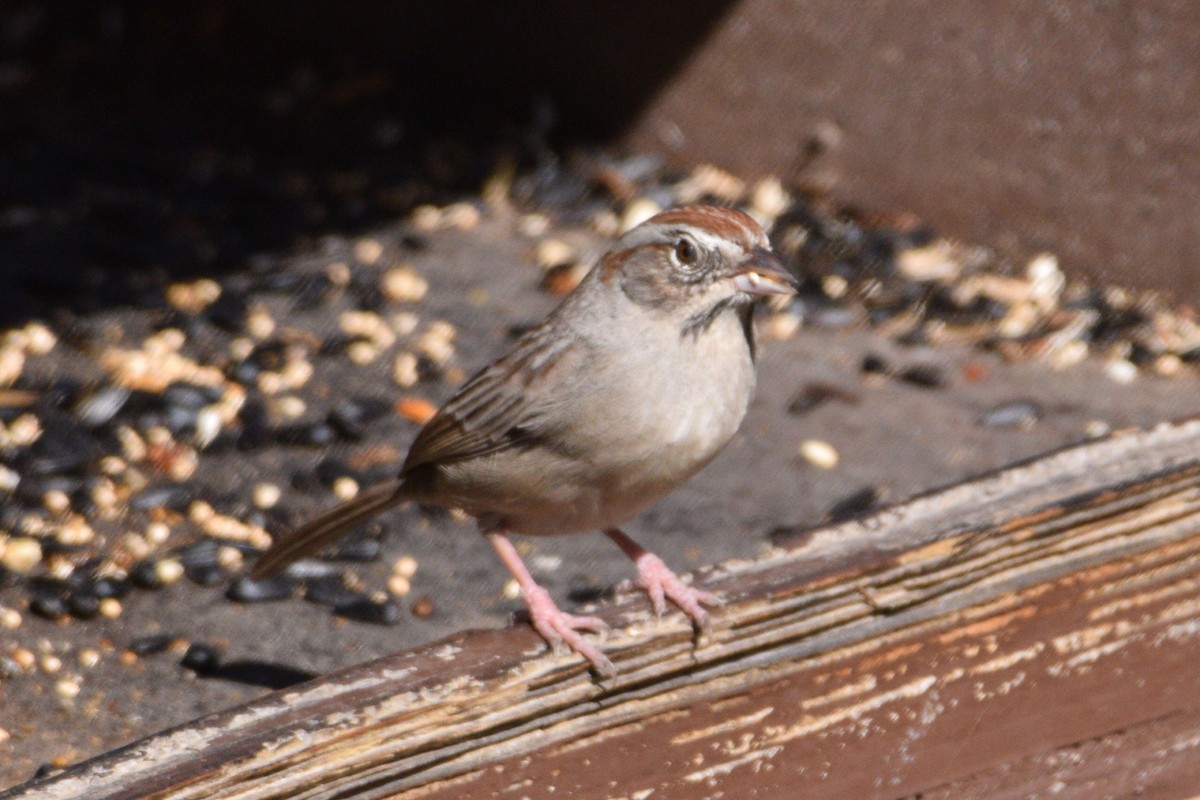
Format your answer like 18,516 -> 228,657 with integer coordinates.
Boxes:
323,709 -> 366,727
970,643 -> 1044,674
1051,624 -> 1113,654
764,676 -> 937,742
1157,596 -> 1200,624
670,707 -> 775,745
550,713 -> 689,757
1156,617 -> 1200,644
972,671 -> 1026,700
942,667 -> 966,683
432,644 -> 463,661
383,667 -> 419,681
857,642 -> 924,671
801,674 -> 878,710
1089,576 -> 1200,619
897,536 -> 964,565
938,606 -> 1037,644
611,790 -> 657,800
1048,636 -> 1136,676
1156,730 -> 1200,757
501,778 -> 532,793
682,746 -> 783,784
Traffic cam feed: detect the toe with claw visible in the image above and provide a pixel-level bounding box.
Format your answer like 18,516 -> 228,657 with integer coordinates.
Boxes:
632,552 -> 722,627
524,584 -> 614,675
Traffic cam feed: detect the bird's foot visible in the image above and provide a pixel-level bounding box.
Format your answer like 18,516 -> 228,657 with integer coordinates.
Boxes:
522,584 -> 613,676
630,552 -> 722,627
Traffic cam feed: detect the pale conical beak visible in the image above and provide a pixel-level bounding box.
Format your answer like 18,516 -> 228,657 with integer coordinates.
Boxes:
731,247 -> 799,297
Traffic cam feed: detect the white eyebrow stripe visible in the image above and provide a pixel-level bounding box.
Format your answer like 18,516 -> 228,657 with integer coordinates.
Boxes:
686,227 -> 742,251
618,223 -> 751,253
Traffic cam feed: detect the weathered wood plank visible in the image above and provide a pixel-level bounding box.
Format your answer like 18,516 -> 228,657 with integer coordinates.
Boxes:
7,419 -> 1200,800
900,704 -> 1200,800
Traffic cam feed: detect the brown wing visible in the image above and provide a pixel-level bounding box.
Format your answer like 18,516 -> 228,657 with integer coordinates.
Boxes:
402,322 -> 583,475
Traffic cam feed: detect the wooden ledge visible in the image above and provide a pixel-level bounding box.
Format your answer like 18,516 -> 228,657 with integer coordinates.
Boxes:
9,419 -> 1200,799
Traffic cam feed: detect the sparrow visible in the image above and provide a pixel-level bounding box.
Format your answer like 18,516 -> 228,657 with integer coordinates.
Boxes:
252,204 -> 798,674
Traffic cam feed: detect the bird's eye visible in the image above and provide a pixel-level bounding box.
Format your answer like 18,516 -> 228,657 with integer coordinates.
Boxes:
674,239 -> 699,266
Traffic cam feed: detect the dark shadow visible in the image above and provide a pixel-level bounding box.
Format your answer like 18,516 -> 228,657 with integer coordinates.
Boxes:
825,486 -> 885,523
198,659 -> 318,690
0,1 -> 736,324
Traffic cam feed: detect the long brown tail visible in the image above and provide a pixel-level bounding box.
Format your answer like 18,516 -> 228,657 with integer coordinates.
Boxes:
250,479 -> 408,579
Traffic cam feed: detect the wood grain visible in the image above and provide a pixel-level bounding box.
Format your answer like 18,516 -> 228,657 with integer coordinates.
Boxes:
8,419 -> 1200,800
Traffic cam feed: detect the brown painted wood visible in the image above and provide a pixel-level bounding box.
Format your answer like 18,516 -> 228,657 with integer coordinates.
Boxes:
7,419 -> 1200,800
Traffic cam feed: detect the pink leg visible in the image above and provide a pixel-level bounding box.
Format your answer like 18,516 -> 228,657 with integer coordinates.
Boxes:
604,528 -> 721,626
487,530 -> 613,675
